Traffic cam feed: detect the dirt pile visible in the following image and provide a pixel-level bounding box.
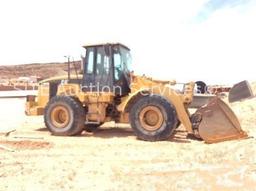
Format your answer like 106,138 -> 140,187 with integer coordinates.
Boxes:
229,82 -> 256,137
252,81 -> 256,93
0,140 -> 52,150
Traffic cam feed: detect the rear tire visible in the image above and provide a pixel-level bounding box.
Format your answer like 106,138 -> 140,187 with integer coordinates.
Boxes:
44,96 -> 85,136
129,95 -> 178,141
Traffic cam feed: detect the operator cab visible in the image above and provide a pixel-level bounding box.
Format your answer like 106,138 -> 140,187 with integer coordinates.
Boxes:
82,43 -> 132,96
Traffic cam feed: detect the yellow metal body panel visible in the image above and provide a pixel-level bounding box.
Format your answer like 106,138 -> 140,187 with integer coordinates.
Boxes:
37,83 -> 50,107
55,83 -> 115,122
25,84 -> 50,115
25,102 -> 44,115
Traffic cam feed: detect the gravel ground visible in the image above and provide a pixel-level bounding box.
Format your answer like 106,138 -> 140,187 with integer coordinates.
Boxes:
0,98 -> 255,191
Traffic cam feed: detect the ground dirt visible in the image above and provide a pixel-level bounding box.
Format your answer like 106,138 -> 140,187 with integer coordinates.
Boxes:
0,96 -> 256,191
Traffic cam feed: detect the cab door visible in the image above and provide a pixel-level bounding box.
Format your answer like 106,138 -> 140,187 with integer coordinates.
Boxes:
82,46 -> 113,92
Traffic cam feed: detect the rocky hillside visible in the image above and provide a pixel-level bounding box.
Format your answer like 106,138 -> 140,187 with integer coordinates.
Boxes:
0,61 -> 81,80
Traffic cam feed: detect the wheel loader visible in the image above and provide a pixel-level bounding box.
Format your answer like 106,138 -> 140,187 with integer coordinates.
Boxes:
25,43 -> 252,143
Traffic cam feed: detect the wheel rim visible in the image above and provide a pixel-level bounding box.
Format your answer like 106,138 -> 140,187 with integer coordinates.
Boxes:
139,106 -> 164,131
50,105 -> 70,128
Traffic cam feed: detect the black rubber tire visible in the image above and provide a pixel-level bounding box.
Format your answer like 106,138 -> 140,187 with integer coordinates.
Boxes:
44,96 -> 85,136
84,123 -> 102,132
195,81 -> 207,94
129,95 -> 178,141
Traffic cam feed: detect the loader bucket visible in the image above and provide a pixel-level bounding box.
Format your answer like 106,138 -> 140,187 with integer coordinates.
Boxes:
192,97 -> 248,143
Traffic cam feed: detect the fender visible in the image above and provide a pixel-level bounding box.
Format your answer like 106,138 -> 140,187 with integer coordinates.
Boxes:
117,88 -> 151,113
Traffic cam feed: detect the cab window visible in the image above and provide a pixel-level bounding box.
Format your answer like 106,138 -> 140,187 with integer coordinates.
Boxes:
86,48 -> 94,74
114,53 -> 122,81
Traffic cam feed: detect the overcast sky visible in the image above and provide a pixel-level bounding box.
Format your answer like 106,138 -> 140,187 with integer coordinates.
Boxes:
0,0 -> 255,84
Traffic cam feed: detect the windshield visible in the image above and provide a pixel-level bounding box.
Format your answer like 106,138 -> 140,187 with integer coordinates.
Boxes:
119,46 -> 132,72
113,45 -> 132,82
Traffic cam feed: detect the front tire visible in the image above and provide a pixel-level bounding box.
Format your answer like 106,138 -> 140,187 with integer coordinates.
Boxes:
44,96 -> 85,136
129,95 -> 178,141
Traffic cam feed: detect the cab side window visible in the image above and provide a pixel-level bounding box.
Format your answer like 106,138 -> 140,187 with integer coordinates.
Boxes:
86,48 -> 94,74
114,53 -> 122,81
96,47 -> 110,76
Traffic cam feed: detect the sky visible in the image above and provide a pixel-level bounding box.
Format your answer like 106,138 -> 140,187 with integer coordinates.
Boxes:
0,0 -> 255,84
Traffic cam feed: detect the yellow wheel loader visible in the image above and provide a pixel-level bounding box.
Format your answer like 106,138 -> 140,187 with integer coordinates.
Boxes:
25,43 -> 252,143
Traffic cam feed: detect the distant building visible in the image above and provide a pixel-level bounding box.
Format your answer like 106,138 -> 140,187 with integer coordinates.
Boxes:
17,77 -> 30,83
17,76 -> 41,83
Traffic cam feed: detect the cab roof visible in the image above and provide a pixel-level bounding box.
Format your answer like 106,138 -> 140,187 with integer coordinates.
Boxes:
82,43 -> 130,50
